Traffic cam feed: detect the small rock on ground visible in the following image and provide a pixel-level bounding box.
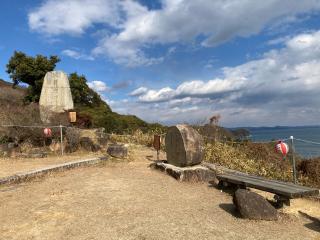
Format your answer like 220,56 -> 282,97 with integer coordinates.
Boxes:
107,144 -> 128,158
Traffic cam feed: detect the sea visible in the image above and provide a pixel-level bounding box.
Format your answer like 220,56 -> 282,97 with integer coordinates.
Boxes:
247,126 -> 320,158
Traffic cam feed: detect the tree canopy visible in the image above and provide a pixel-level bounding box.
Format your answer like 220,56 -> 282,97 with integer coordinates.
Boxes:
69,72 -> 110,111
6,51 -> 60,101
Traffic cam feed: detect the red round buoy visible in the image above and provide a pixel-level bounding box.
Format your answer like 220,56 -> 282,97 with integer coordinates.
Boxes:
275,140 -> 289,157
44,128 -> 52,137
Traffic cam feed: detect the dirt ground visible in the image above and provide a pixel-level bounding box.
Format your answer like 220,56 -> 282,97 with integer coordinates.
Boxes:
0,145 -> 319,240
0,151 -> 102,178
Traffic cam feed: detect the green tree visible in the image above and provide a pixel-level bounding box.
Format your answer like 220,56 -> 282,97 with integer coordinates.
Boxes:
69,72 -> 110,110
6,51 -> 60,102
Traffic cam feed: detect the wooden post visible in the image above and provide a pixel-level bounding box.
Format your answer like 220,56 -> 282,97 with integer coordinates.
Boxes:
290,136 -> 297,184
153,135 -> 161,161
60,125 -> 64,156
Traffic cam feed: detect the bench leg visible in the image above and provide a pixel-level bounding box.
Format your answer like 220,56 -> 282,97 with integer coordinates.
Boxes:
274,195 -> 290,208
237,184 -> 246,190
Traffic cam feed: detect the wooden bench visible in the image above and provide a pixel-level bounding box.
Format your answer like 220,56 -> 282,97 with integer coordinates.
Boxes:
216,172 -> 319,207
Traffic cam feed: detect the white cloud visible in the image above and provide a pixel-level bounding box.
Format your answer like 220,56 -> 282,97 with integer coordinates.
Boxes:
204,63 -> 213,69
61,49 -> 94,60
138,87 -> 175,102
28,0 -> 121,35
135,77 -> 245,103
129,87 -> 148,96
126,31 -> 320,126
92,34 -> 164,67
88,80 -> 110,92
29,0 -> 320,66
94,0 -> 320,66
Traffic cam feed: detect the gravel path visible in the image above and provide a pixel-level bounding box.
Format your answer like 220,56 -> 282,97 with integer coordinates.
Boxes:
0,145 -> 319,240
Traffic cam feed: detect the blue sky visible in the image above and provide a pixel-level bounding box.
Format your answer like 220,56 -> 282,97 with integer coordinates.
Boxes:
1,0 -> 320,127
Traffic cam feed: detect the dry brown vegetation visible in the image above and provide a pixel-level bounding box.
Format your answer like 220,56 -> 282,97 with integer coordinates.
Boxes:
204,142 -> 293,180
204,141 -> 320,188
0,80 -> 69,145
298,158 -> 320,187
109,130 -> 320,188
109,129 -> 165,148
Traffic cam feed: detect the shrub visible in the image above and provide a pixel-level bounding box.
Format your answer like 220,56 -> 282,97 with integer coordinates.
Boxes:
65,127 -> 80,153
298,158 -> 320,187
204,141 -> 293,181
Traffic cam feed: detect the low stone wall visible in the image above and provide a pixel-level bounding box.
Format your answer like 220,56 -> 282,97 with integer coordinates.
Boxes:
150,161 -> 216,182
201,162 -> 245,175
0,156 -> 108,186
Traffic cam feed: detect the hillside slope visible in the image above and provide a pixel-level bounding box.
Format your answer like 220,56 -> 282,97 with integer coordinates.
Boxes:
0,78 -> 161,133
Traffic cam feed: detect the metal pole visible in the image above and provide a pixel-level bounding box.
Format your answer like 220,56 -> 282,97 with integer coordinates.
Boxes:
290,136 -> 297,184
60,125 -> 64,156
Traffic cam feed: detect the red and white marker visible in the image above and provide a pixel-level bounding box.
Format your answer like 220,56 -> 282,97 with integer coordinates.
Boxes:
275,140 -> 289,157
44,128 -> 52,137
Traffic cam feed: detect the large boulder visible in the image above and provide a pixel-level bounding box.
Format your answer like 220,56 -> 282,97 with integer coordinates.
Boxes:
79,128 -> 108,146
80,137 -> 101,152
233,189 -> 278,221
107,144 -> 128,158
0,142 -> 22,157
165,124 -> 204,167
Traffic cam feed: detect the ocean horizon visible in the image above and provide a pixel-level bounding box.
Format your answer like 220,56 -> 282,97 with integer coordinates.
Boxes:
242,126 -> 320,158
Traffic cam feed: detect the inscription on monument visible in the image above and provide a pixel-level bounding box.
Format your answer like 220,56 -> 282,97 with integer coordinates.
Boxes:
39,71 -> 74,122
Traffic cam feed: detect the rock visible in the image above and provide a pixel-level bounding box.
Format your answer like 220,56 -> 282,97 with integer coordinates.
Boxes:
233,189 -> 278,221
0,144 -> 9,157
29,153 -> 47,158
20,149 -> 47,158
7,142 -> 16,149
165,124 -> 204,167
39,71 -> 74,123
151,162 -> 216,182
0,143 -> 20,157
80,137 -> 100,152
92,144 -> 101,152
79,128 -> 108,146
96,128 -> 109,146
107,144 -> 128,158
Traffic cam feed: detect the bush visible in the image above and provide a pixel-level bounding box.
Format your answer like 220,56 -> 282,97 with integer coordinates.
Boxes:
204,141 -> 293,181
298,158 -> 320,187
65,127 -> 80,153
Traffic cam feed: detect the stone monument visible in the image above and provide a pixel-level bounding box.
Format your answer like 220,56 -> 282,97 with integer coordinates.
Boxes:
39,71 -> 74,122
165,124 -> 204,167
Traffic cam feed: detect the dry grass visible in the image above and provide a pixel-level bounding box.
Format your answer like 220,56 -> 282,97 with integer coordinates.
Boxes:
110,129 -> 165,149
204,141 -> 319,188
209,142 -> 293,182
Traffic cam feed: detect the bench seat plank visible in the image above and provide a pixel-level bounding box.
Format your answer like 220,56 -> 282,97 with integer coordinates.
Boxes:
217,173 -> 319,199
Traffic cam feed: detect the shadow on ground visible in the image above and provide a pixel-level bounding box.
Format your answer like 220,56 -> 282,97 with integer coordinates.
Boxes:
208,182 -> 238,196
146,155 -> 167,163
299,211 -> 320,232
219,203 -> 241,218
